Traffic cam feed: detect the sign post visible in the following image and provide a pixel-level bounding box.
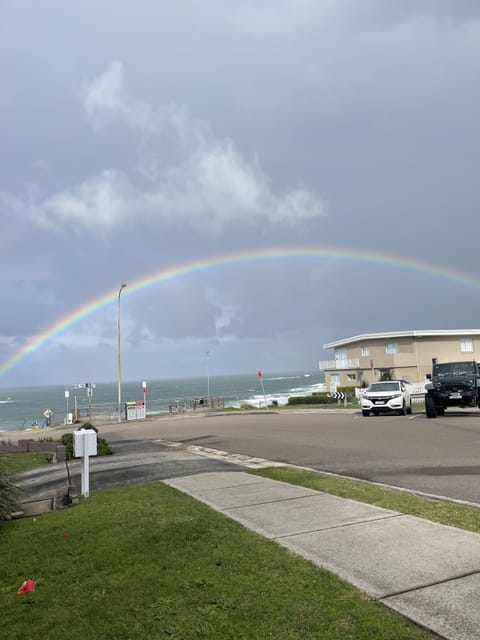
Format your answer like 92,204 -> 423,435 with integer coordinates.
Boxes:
73,429 -> 97,497
258,370 -> 268,411
142,381 -> 147,419
65,389 -> 69,422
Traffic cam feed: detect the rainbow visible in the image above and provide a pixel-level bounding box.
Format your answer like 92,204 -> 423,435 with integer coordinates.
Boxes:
1,245 -> 480,377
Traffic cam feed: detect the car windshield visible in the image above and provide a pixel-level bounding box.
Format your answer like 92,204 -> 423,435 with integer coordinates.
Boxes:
367,382 -> 400,392
433,362 -> 476,377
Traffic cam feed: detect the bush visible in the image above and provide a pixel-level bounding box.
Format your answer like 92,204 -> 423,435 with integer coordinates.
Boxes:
61,423 -> 113,460
336,386 -> 358,403
0,454 -> 22,520
287,393 -> 337,405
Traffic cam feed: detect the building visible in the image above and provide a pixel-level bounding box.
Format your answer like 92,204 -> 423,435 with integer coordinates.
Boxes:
320,330 -> 480,389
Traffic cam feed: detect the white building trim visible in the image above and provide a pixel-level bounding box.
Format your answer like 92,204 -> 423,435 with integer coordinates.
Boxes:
323,329 -> 480,350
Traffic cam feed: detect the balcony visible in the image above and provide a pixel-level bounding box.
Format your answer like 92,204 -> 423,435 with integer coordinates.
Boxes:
319,358 -> 360,371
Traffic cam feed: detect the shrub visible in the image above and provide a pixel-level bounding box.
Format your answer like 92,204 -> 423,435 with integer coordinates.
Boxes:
287,394 -> 337,405
0,454 -> 22,520
61,423 -> 113,460
336,386 -> 358,403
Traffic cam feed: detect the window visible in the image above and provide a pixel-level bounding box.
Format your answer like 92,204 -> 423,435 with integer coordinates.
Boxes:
386,343 -> 398,355
335,348 -> 347,361
361,345 -> 370,356
347,373 -> 356,381
460,338 -> 473,353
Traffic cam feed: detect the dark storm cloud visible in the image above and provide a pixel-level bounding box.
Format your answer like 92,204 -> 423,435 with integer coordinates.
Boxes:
0,0 -> 479,385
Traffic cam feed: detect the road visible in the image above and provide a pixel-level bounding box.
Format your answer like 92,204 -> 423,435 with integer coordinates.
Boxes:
95,408 -> 480,505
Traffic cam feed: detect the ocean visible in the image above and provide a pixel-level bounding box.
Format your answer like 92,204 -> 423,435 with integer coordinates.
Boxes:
0,371 -> 325,433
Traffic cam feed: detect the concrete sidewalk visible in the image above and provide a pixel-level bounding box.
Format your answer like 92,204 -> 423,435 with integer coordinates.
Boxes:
165,470 -> 480,640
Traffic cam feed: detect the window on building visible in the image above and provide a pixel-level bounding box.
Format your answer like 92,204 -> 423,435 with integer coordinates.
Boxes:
335,348 -> 347,361
361,345 -> 370,356
347,373 -> 356,381
460,338 -> 474,353
386,343 -> 398,355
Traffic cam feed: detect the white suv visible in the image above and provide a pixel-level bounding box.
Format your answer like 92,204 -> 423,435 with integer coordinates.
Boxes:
360,381 -> 412,416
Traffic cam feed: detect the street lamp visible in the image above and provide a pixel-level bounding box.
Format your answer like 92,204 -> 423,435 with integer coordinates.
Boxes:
117,284 -> 127,422
206,350 -> 210,399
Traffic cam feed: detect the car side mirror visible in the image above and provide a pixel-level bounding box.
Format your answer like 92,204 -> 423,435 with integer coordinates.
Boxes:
426,373 -> 431,380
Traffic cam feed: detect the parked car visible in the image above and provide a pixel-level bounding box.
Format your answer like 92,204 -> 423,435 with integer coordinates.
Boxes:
360,381 -> 412,416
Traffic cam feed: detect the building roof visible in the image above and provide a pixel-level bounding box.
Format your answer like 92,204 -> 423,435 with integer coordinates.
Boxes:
323,330 -> 480,349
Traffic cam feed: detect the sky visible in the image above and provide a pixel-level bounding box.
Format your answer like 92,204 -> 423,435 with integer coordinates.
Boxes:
1,0 -> 479,388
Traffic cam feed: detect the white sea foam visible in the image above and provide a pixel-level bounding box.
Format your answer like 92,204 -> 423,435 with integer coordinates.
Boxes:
228,381 -> 326,409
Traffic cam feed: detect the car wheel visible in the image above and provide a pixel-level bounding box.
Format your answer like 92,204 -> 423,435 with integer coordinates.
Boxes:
399,401 -> 407,416
425,394 -> 437,418
437,407 -> 445,416
362,410 -> 370,417
406,402 -> 412,415
372,411 -> 379,416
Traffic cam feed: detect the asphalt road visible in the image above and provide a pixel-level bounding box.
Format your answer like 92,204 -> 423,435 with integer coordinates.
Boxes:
94,408 -> 480,505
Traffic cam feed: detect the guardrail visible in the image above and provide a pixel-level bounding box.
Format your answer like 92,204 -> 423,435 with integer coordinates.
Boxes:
319,358 -> 360,370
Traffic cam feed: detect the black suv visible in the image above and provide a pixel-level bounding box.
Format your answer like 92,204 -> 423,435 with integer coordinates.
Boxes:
425,360 -> 480,418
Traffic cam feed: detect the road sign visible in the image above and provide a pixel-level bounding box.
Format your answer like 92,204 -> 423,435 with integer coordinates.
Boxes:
43,408 -> 53,418
330,392 -> 345,400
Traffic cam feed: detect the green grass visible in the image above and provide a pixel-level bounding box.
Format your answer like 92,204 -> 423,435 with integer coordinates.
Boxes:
1,483 -> 436,640
1,452 -> 52,474
251,467 -> 480,533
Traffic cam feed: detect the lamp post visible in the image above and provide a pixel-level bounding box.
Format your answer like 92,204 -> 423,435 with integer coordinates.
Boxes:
117,284 -> 127,422
206,350 -> 210,399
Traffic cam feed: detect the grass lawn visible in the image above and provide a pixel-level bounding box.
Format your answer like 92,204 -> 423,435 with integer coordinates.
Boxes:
2,482 -> 437,640
252,467 -> 480,534
1,452 -> 52,474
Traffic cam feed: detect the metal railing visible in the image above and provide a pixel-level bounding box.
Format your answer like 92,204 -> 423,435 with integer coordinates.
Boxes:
319,358 -> 360,370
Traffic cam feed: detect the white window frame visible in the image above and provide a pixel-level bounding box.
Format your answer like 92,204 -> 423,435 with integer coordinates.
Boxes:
335,348 -> 347,361
361,345 -> 370,357
386,343 -> 398,355
460,338 -> 474,353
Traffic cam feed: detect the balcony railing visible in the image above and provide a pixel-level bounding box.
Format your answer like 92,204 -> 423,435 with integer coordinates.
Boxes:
319,358 -> 360,371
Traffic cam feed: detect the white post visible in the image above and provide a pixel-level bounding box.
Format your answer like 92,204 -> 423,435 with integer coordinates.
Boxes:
206,351 -> 210,399
65,389 -> 69,424
117,284 -> 127,422
258,371 -> 268,411
142,381 -> 147,420
82,453 -> 90,497
260,377 -> 268,411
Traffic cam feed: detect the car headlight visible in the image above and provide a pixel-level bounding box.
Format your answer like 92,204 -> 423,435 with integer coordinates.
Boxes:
391,393 -> 402,398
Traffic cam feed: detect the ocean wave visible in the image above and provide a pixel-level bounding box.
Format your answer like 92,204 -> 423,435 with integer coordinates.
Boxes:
0,400 -> 14,404
265,376 -> 301,381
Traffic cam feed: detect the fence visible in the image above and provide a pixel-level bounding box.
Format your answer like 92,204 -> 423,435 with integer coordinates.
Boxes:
355,383 -> 426,404
13,397 -> 225,430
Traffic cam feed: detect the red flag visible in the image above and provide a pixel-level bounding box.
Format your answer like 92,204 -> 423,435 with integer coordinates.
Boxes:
258,370 -> 262,378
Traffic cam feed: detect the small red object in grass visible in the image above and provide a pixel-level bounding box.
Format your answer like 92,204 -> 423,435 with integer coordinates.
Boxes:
62,532 -> 69,537
17,580 -> 35,595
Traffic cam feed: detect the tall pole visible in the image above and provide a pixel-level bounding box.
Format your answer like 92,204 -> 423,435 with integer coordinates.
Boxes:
206,350 -> 210,399
117,284 -> 127,422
